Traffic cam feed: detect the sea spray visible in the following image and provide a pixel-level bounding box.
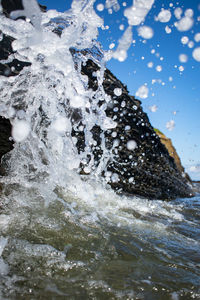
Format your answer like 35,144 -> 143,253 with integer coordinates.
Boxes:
0,0 -> 116,190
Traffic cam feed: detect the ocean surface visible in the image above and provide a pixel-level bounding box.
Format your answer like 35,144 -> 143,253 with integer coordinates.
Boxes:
0,182 -> 200,300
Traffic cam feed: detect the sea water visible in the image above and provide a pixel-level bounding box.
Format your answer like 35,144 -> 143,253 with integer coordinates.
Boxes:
0,0 -> 200,299
0,183 -> 199,299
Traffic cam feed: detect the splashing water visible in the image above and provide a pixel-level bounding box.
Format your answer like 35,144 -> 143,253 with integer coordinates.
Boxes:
0,0 -> 109,189
10,0 -> 42,30
0,0 -> 200,299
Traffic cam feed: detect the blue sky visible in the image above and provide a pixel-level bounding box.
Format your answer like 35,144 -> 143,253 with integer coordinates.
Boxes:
41,0 -> 200,180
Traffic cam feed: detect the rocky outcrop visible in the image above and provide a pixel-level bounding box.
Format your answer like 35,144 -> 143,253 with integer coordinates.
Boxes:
0,0 -> 194,200
154,128 -> 192,182
0,117 -> 13,169
76,59 -> 194,199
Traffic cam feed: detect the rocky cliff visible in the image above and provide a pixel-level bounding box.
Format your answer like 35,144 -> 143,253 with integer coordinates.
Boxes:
0,0 -> 194,200
78,59 -> 194,199
154,128 -> 192,182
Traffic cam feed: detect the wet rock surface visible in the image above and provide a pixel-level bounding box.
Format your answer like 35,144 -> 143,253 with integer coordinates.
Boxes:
0,0 -> 194,200
78,60 -> 194,199
155,129 -> 192,183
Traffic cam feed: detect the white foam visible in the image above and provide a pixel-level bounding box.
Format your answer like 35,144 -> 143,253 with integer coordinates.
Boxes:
114,88 -> 122,96
102,117 -> 117,129
188,41 -> 194,48
156,9 -> 172,23
156,65 -> 162,72
181,36 -> 189,44
10,0 -> 42,31
166,120 -> 175,131
179,54 -> 188,63
192,47 -> 200,62
136,85 -> 149,99
175,16 -> 194,31
147,61 -> 153,68
52,117 -> 70,134
137,26 -> 154,39
113,26 -> 133,62
194,33 -> 200,43
165,25 -> 172,34
124,0 -> 154,26
174,7 -> 182,20
149,105 -> 158,112
105,0 -> 120,12
70,95 -> 85,108
96,4 -> 104,12
185,9 -> 194,18
109,43 -> 115,49
119,24 -> 125,31
179,65 -> 184,72
127,140 -> 137,150
12,120 -> 31,143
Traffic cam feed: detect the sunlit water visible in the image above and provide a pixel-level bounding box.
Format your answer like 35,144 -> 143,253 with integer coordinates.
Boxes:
0,183 -> 200,299
0,0 -> 200,299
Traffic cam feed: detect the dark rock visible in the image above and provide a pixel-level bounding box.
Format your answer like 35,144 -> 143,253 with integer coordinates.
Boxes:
0,117 -> 13,161
77,59 -> 194,200
0,33 -> 31,77
154,128 -> 192,183
0,0 -> 194,200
